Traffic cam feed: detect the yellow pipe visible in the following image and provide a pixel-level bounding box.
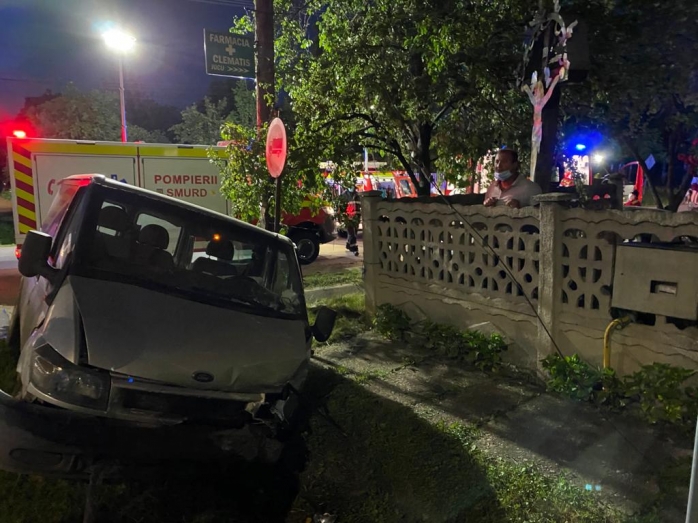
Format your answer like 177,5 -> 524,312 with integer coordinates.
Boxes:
603,316 -> 631,369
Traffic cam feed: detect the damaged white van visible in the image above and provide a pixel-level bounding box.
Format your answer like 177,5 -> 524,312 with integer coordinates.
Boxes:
0,174 -> 335,475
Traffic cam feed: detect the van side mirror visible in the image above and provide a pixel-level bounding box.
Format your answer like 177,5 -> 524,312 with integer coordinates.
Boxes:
18,231 -> 56,281
312,307 -> 337,343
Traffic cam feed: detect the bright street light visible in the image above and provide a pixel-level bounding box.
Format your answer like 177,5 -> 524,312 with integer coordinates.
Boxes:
102,28 -> 136,142
593,153 -> 605,163
102,29 -> 136,53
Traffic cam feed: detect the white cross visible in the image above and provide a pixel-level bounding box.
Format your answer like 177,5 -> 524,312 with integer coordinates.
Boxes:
225,44 -> 235,55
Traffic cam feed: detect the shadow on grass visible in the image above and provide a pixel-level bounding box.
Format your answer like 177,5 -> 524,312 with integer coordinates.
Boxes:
0,336 -> 639,522
291,365 -> 500,522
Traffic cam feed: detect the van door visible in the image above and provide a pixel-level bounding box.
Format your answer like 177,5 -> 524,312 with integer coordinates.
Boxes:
34,155 -> 136,229
19,181 -> 87,346
140,157 -> 227,214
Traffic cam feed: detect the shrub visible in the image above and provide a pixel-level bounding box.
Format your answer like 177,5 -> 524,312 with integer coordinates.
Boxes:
374,304 -> 411,341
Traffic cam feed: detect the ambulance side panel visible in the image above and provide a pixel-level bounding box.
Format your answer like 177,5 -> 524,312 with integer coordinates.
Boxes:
140,155 -> 228,215
34,155 -> 137,227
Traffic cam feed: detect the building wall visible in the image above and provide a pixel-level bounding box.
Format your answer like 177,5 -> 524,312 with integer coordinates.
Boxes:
361,191 -> 698,375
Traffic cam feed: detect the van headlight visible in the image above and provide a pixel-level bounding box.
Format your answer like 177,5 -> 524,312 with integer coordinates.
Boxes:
30,346 -> 110,411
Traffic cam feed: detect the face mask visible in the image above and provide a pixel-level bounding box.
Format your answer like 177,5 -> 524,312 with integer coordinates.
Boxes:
494,170 -> 513,182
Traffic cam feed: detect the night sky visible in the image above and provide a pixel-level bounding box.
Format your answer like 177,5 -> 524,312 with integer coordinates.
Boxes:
0,0 -> 252,119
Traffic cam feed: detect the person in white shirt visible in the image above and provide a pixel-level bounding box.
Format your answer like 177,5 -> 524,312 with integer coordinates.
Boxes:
484,149 -> 542,208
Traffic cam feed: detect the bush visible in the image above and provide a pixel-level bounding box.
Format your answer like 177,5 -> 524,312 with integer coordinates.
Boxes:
625,363 -> 698,426
542,354 -> 698,431
374,304 -> 411,341
541,354 -> 601,402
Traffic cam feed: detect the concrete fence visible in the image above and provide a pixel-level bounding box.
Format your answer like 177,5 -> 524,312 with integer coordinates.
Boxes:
361,191 -> 698,375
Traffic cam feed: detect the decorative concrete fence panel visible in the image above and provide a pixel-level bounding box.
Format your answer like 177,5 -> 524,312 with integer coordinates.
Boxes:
361,191 -> 698,375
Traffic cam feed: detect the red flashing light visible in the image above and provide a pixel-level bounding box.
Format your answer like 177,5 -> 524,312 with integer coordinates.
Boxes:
15,245 -> 21,259
12,130 -> 27,139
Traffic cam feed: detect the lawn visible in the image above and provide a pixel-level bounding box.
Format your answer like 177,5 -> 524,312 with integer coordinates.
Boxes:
0,297 -> 675,523
0,221 -> 14,246
302,267 -> 363,289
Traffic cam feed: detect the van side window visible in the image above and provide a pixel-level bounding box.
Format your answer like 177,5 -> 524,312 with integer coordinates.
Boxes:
42,181 -> 83,238
135,213 -> 181,255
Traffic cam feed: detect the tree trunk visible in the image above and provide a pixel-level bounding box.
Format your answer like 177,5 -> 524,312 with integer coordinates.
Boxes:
666,168 -> 694,212
665,132 -> 676,190
625,137 -> 664,209
413,123 -> 433,197
533,84 -> 560,193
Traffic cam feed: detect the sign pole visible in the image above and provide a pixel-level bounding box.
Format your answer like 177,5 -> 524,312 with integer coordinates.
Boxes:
274,177 -> 282,233
266,117 -> 287,233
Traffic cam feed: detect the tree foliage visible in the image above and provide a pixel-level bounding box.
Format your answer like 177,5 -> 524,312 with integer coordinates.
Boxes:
563,0 -> 698,210
24,84 -> 167,142
169,97 -> 231,145
230,81 -> 256,130
270,0 -> 533,195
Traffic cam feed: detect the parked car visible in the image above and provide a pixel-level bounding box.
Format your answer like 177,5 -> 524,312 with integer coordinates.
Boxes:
1,174 -> 336,476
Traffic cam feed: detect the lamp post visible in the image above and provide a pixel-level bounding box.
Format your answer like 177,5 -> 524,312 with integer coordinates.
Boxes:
102,29 -> 136,143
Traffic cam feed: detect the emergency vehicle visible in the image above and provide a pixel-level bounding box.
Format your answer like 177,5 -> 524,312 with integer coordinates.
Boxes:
6,138 -> 335,264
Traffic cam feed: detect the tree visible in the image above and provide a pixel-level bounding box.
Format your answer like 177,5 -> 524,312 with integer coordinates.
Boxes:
230,81 -> 256,130
563,0 -> 698,211
125,91 -> 181,142
24,84 -> 167,142
271,0 -> 532,196
169,97 -> 231,145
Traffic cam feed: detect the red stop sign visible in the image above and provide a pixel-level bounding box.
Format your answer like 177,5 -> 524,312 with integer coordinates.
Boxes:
266,118 -> 287,178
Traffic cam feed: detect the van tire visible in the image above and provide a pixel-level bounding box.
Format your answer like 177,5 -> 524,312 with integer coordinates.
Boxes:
291,231 -> 320,265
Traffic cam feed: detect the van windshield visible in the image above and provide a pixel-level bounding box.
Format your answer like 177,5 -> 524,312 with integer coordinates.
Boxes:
72,185 -> 305,319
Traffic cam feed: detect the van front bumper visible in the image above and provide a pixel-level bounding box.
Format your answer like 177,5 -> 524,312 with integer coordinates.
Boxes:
0,391 -> 284,477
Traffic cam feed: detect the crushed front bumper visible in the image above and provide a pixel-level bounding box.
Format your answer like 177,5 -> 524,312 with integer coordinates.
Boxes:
0,391 -> 284,477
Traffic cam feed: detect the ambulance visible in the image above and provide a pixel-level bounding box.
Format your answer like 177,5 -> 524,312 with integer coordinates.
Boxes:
6,138 -> 336,264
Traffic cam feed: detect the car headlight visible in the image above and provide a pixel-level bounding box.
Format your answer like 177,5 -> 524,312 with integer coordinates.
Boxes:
30,346 -> 110,411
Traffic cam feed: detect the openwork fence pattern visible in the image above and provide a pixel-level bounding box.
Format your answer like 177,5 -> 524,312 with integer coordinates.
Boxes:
364,193 -> 698,373
557,208 -> 698,333
374,201 -> 541,304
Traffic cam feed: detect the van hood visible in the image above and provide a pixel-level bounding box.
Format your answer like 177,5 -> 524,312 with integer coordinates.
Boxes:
69,276 -> 308,393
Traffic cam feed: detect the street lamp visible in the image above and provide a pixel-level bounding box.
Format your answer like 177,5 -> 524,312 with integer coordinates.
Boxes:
102,29 -> 136,142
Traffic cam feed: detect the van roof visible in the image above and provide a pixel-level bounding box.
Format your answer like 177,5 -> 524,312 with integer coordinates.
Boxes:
60,174 -> 292,245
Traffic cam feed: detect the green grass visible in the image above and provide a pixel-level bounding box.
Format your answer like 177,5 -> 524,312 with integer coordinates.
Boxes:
0,340 -> 18,394
302,268 -> 363,290
0,221 -> 14,245
307,292 -> 371,344
293,366 -> 629,523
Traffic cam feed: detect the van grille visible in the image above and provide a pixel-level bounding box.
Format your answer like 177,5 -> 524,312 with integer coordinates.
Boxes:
115,388 -> 251,427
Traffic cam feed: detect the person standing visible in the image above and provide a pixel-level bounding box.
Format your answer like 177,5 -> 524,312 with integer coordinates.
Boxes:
341,188 -> 360,256
484,149 -> 542,208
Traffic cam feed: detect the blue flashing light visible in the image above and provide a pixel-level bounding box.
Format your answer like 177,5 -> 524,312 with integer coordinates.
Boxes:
127,377 -> 134,383
575,143 -> 587,151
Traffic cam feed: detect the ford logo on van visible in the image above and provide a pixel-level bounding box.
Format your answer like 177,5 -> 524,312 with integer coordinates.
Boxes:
192,371 -> 214,383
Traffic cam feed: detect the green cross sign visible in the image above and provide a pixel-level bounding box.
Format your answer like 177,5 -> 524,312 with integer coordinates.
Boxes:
204,29 -> 255,79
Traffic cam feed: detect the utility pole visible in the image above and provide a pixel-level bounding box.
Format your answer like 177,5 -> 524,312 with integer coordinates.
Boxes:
255,0 -> 274,129
118,57 -> 128,143
255,0 -> 276,230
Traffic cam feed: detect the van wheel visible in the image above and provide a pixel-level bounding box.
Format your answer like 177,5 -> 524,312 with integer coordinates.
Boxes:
291,231 -> 320,265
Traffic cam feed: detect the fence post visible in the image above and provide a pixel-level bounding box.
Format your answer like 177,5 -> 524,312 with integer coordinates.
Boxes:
360,191 -> 383,314
533,193 -> 571,371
